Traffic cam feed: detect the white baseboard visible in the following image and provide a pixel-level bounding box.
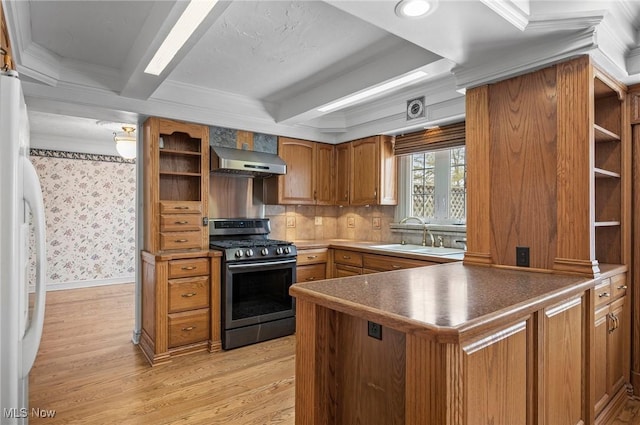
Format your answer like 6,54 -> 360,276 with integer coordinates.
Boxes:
29,276 -> 135,292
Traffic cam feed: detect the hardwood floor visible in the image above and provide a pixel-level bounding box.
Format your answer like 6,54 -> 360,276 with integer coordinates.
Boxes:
29,283 -> 295,425
28,282 -> 640,425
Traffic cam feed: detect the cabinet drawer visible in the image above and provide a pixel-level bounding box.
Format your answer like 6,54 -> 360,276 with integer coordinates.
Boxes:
333,249 -> 363,267
363,254 -> 435,271
168,276 -> 209,313
595,278 -> 612,308
611,273 -> 627,299
168,258 -> 210,279
297,264 -> 326,283
297,248 -> 328,266
334,264 -> 362,277
159,201 -> 202,214
160,231 -> 202,250
160,214 -> 201,232
168,309 -> 210,348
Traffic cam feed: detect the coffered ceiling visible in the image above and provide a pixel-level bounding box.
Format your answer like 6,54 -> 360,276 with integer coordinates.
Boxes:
4,0 -> 640,152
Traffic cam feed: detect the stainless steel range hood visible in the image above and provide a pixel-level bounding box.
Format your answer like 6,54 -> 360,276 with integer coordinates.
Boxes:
210,146 -> 286,177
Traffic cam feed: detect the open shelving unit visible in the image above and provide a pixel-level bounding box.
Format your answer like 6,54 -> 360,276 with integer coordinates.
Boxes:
143,117 -> 209,253
592,71 -> 625,265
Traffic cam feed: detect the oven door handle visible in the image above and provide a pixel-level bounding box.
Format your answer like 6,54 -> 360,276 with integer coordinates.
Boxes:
227,259 -> 297,269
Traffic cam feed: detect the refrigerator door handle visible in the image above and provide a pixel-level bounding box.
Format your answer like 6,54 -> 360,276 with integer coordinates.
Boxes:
20,156 -> 46,377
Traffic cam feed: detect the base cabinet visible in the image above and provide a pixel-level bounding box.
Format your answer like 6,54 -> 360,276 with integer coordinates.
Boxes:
296,248 -> 329,283
140,251 -> 222,365
294,287 -> 590,425
594,271 -> 629,424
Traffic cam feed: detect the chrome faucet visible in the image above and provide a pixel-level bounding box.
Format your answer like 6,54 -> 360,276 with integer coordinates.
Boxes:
399,216 -> 434,246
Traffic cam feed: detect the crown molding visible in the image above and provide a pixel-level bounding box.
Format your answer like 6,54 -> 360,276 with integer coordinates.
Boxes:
525,11 -> 605,31
479,0 -> 530,31
453,27 -> 597,89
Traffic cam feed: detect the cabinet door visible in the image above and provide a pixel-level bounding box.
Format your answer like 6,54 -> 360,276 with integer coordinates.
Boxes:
315,143 -> 334,205
462,320 -> 528,425
277,137 -> 316,204
594,304 -> 610,415
335,143 -> 351,206
608,296 -> 626,395
350,137 -> 379,205
542,296 -> 586,425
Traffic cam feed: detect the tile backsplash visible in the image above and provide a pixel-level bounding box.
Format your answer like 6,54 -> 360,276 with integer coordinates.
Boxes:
266,204 -> 396,242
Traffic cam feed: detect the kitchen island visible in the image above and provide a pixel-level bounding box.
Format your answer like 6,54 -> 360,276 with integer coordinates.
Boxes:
290,262 -> 609,425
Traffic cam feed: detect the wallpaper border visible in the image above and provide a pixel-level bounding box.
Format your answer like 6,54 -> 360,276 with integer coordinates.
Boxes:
30,148 -> 135,164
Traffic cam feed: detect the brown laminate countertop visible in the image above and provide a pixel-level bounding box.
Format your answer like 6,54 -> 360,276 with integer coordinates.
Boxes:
293,239 -> 462,263
290,262 -> 614,343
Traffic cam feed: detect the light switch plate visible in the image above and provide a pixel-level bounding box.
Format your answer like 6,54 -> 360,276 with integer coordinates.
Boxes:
372,217 -> 381,229
314,216 -> 322,225
286,216 -> 296,228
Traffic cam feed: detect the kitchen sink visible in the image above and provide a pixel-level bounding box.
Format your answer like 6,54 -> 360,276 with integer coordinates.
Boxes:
369,244 -> 464,256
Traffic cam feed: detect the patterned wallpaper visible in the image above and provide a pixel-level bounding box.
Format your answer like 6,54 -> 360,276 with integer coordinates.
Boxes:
29,150 -> 136,288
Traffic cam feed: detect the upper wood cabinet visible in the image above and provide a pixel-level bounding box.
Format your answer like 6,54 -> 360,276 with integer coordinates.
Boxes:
143,117 -> 210,253
265,137 -> 334,205
464,55 -> 630,275
334,143 -> 351,206
349,135 -> 397,206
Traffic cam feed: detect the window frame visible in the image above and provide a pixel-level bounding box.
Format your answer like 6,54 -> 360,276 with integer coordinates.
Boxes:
395,147 -> 466,225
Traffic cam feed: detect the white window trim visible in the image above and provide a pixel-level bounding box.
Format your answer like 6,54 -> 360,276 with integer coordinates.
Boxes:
394,151 -> 466,226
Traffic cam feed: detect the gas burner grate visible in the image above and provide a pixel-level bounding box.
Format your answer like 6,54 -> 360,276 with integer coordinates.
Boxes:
209,239 -> 292,250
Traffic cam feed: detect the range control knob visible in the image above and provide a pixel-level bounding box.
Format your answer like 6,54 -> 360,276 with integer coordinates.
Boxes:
284,246 -> 291,254
276,247 -> 283,255
261,248 -> 269,256
245,249 -> 254,257
235,250 -> 244,258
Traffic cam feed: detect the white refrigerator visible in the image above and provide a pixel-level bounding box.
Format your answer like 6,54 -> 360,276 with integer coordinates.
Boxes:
0,70 -> 47,424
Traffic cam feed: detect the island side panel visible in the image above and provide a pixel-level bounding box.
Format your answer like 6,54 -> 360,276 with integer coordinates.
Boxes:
335,314 -> 406,425
295,299 -> 338,425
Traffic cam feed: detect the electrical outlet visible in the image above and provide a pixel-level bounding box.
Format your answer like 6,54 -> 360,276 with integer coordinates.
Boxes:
516,246 -> 530,267
286,216 -> 296,228
314,216 -> 322,225
367,321 -> 382,340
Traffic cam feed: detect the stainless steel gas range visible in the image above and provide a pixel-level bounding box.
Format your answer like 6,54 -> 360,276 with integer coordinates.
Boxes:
209,218 -> 297,350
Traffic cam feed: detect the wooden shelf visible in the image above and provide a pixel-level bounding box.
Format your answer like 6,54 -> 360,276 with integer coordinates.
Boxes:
595,221 -> 621,227
159,171 -> 201,177
594,125 -> 621,143
594,168 -> 621,179
160,149 -> 202,157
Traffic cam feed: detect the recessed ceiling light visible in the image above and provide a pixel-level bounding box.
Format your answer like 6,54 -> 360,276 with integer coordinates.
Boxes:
318,71 -> 428,113
395,0 -> 435,18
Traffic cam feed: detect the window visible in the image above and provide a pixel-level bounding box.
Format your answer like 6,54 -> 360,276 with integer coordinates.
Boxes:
399,146 -> 466,223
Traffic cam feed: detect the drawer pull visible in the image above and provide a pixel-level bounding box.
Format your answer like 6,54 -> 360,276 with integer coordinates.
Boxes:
181,266 -> 197,270
175,221 -> 189,225
391,265 -> 401,269
181,292 -> 197,298
343,256 -> 351,260
175,239 -> 188,243
174,206 -> 189,210
598,292 -> 610,298
305,277 -> 316,281
307,255 -> 318,259
181,326 -> 196,332
617,285 -> 628,290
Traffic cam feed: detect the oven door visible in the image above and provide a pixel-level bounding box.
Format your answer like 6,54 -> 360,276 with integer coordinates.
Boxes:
223,258 -> 296,330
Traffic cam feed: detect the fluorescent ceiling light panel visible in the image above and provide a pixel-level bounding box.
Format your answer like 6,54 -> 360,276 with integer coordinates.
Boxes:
144,0 -> 218,76
318,71 -> 427,113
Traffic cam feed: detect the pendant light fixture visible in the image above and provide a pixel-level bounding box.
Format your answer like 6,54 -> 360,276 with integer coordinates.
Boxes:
113,126 -> 137,159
